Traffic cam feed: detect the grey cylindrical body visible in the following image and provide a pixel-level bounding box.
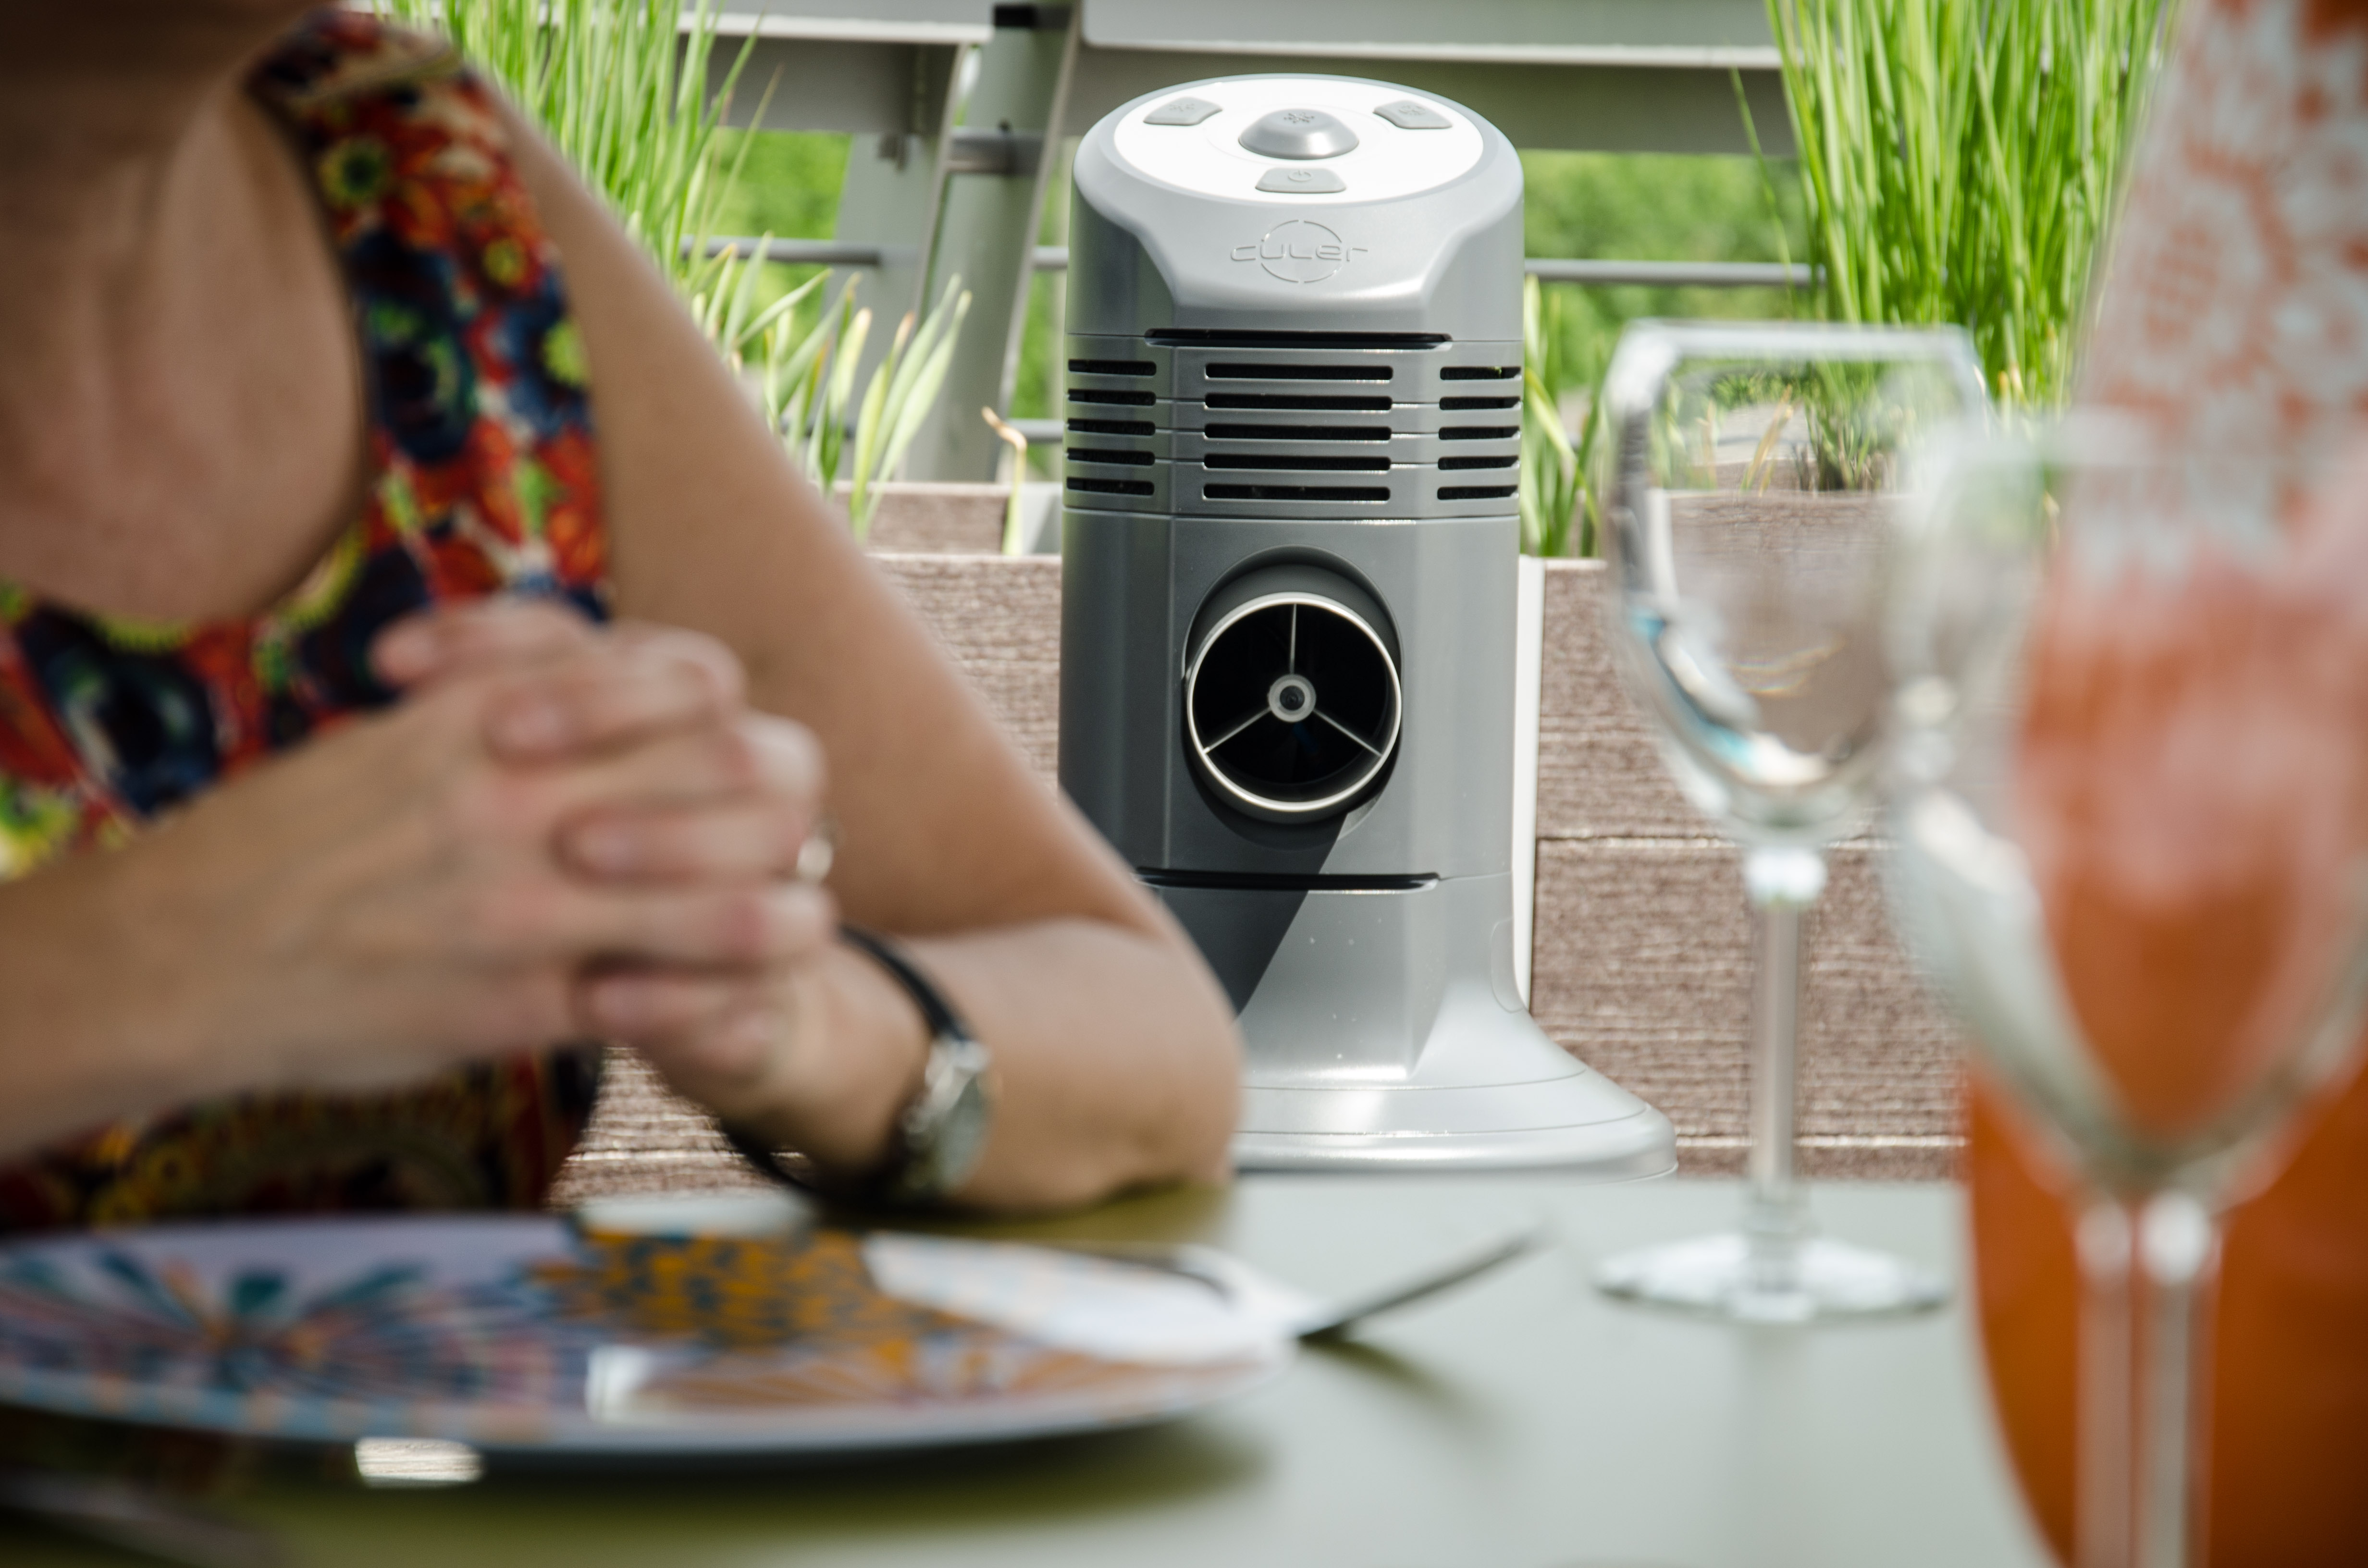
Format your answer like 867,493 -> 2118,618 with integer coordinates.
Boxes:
1059,76 -> 1673,1174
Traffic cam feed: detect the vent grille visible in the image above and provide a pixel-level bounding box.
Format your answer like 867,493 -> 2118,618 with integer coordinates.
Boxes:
1205,393 -> 1392,412
1208,363 -> 1391,382
1147,330 -> 1446,348
1204,424 -> 1388,442
1205,483 -> 1391,502
1066,332 -> 1522,519
1204,454 -> 1390,472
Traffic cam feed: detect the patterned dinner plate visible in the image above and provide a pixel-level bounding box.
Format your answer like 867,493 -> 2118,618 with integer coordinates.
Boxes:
0,1212 -> 1295,1455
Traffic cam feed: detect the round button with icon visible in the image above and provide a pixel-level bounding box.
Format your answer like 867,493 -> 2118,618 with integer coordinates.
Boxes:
1237,108 -> 1359,159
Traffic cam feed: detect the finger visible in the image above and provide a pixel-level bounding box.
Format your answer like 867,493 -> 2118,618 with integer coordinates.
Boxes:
483,649 -> 728,760
544,712 -> 824,820
558,880 -> 837,969
588,624 -> 748,710
632,998 -> 792,1090
575,967 -> 758,1040
379,604 -> 719,692
481,633 -> 741,760
562,797 -> 816,883
372,599 -> 597,686
579,966 -> 803,1113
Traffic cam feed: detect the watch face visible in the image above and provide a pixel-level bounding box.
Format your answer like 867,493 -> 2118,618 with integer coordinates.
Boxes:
930,1078 -> 994,1195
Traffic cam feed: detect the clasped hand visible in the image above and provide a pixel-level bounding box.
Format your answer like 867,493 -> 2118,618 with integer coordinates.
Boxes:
113,598 -> 834,1108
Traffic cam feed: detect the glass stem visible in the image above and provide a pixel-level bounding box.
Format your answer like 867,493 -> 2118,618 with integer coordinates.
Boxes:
2075,1189 -> 2220,1568
1741,845 -> 1827,1272
2075,1197 -> 2134,1568
2136,1191 -> 2218,1568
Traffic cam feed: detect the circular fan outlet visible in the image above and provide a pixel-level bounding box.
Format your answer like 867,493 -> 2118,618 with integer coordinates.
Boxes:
1185,582 -> 1402,820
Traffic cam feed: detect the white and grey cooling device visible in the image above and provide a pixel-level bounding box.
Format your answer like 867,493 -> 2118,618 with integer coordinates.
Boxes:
1058,76 -> 1676,1173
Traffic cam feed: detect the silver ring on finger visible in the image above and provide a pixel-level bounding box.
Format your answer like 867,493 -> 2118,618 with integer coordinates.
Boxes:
795,816 -> 838,885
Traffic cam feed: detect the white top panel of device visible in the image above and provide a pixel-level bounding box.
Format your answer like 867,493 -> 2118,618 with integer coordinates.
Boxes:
1110,77 -> 1485,206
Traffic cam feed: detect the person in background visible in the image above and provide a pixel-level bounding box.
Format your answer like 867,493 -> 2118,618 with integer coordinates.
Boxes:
0,2 -> 1239,1225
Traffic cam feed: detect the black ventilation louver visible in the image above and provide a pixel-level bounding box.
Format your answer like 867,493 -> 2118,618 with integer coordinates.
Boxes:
1062,332 -> 1525,519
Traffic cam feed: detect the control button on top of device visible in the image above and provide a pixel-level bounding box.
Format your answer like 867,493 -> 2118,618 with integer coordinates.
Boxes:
1256,167 -> 1345,194
1238,108 -> 1359,159
1145,96 -> 1222,126
1373,99 -> 1452,130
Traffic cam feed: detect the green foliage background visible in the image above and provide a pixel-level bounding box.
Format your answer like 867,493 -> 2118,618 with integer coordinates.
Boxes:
1518,151 -> 1808,400
381,3 -> 2158,549
469,107 -> 1825,550
707,130 -> 849,259
1768,0 -> 2168,408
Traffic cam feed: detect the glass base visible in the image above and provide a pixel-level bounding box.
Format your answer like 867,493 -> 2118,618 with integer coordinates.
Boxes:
1594,1230 -> 1949,1324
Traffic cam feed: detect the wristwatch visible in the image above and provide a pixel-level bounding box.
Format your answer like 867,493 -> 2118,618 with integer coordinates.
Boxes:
839,926 -> 996,1204
724,925 -> 995,1205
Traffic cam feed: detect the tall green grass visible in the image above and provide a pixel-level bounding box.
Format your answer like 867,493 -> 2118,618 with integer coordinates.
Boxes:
379,0 -> 752,302
1519,278 -> 1597,558
1761,0 -> 2170,407
1514,153 -> 1810,555
378,0 -> 968,523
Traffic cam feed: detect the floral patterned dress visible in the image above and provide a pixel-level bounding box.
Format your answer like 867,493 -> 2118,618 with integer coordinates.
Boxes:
0,12 -> 608,1231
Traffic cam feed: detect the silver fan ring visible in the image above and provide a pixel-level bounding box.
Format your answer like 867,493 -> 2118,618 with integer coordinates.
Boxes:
1183,591 -> 1403,820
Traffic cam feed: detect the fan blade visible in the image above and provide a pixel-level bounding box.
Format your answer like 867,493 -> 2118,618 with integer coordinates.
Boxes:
1313,707 -> 1384,757
1208,707 -> 1272,749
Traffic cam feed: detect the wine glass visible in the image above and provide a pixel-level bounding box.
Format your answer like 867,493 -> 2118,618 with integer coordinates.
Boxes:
1885,423 -> 2368,1567
1591,319 -> 1986,1323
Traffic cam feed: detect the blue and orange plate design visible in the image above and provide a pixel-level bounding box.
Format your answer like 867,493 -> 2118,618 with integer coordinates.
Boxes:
0,1212 -> 1293,1456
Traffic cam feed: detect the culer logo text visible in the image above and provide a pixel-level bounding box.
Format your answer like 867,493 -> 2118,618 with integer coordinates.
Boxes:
1232,220 -> 1367,284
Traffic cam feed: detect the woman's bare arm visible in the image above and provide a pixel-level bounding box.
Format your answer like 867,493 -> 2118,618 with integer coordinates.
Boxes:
502,118 -> 1241,1210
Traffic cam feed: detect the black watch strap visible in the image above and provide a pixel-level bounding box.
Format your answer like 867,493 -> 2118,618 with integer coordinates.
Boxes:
726,925 -> 994,1207
838,926 -> 968,1043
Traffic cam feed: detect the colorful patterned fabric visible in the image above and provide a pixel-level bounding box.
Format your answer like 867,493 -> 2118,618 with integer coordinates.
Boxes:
0,10 -> 607,1232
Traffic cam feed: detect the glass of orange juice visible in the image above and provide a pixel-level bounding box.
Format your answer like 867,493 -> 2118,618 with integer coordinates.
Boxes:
1887,421 -> 2368,1568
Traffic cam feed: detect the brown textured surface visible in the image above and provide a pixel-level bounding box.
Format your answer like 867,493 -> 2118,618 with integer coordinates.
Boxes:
1535,558 -> 1707,841
869,553 -> 1063,780
547,1051 -> 760,1204
839,482 -> 1008,555
1529,559 -> 1961,1177
1527,839 -> 1961,1179
554,544 -> 1963,1202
